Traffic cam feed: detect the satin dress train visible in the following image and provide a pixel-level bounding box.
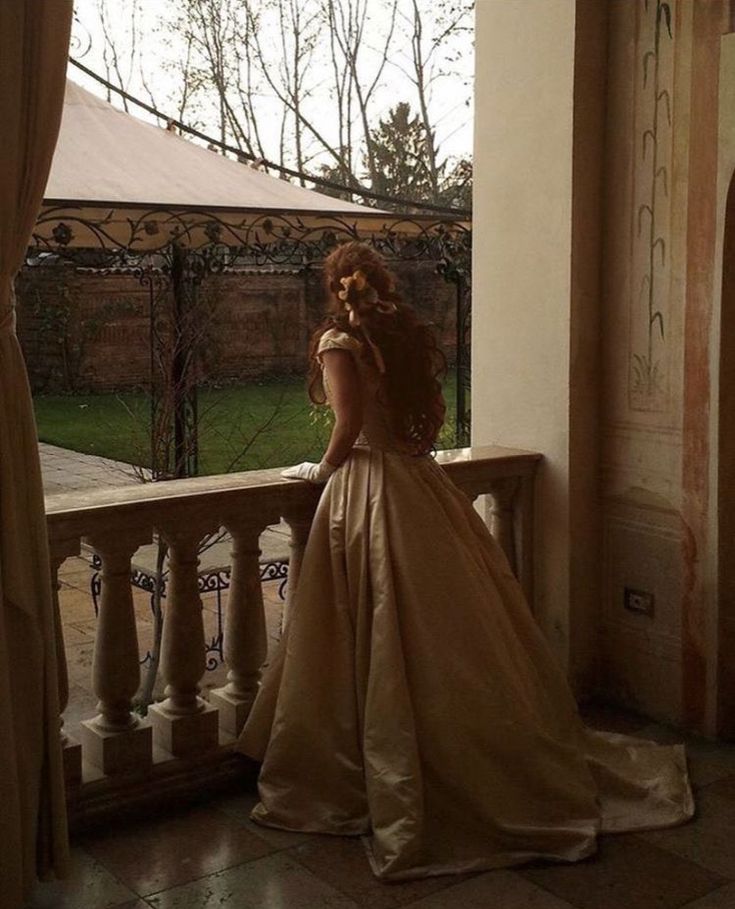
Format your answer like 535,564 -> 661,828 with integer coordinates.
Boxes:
236,328 -> 694,880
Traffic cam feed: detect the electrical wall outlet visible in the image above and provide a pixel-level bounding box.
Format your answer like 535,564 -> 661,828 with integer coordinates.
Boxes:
624,586 -> 655,617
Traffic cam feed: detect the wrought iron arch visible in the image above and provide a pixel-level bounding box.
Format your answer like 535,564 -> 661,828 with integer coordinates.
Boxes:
26,207 -> 472,476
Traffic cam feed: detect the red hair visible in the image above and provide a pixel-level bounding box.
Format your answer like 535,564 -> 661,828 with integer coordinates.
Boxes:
308,241 -> 446,455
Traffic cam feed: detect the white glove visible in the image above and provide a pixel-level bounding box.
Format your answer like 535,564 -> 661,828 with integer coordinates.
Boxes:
280,460 -> 337,484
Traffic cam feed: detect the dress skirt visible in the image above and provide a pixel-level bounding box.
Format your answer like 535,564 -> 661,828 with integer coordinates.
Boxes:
236,446 -> 694,880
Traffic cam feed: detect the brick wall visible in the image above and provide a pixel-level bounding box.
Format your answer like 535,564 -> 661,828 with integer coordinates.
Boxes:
17,259 -> 457,393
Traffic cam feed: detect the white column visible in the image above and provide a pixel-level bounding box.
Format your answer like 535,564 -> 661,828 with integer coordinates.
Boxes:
472,0 -> 604,689
148,523 -> 219,756
210,521 -> 268,735
49,536 -> 82,787
80,530 -> 153,774
487,478 -> 519,575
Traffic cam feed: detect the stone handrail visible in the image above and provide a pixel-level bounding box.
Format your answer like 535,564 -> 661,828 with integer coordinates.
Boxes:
45,445 -> 541,818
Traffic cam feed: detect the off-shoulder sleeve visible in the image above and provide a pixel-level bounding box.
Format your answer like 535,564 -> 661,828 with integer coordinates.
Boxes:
316,328 -> 362,359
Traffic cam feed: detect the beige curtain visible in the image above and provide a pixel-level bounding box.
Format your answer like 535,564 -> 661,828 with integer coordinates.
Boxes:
0,2 -> 74,906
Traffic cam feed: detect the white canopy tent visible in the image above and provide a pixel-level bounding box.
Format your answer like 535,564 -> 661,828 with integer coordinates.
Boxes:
34,79 -> 411,251
46,80 -> 376,215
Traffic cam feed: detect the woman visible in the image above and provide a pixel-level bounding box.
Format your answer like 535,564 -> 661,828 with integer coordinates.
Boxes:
236,241 -> 694,880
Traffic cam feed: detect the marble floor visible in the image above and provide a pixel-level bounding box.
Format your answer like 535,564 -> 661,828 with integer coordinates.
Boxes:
36,445 -> 735,907
26,704 -> 735,909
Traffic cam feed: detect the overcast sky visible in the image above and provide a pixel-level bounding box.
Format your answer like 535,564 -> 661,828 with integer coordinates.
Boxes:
70,0 -> 475,181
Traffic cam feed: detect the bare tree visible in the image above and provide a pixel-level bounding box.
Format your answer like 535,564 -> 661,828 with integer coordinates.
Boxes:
245,0 -> 350,178
323,0 -> 398,189
94,0 -> 205,125
392,0 -> 474,199
82,0 -> 474,204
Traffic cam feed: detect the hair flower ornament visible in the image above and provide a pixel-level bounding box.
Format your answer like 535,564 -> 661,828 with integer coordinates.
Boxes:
338,271 -> 378,314
337,269 -> 368,300
338,270 -> 378,326
335,269 -> 397,373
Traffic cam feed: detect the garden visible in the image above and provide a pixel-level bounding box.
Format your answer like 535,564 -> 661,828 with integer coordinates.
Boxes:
34,373 -> 459,475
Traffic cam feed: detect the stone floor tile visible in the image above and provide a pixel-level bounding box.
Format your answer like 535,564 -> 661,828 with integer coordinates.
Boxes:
58,581 -> 96,614
66,619 -> 99,644
287,836 -> 456,909
142,852 -> 359,908
578,702 -> 651,735
640,777 -> 735,879
60,621 -> 94,647
636,723 -> 735,788
265,598 -> 285,645
58,555 -> 91,573
111,902 -> 151,909
26,846 -> 137,909
65,640 -> 95,686
211,792 -> 312,850
82,806 -> 275,896
40,443 -> 140,492
402,870 -> 576,908
110,902 -> 151,909
519,834 -> 723,909
681,882 -> 735,907
63,681 -> 97,739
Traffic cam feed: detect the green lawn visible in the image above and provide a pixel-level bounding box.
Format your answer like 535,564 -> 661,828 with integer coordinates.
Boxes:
34,375 -> 459,475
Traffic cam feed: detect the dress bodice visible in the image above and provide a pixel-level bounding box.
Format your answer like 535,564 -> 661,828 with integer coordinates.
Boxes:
316,327 -> 409,453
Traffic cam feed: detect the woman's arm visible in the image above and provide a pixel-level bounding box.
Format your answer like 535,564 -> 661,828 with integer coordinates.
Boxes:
321,348 -> 363,467
280,347 -> 362,483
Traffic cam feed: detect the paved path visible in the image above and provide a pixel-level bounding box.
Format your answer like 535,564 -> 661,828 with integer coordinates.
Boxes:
40,442 -> 142,495
39,443 -> 290,562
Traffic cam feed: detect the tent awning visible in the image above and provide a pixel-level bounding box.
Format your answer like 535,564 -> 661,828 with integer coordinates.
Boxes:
45,80 -> 378,214
33,80 -> 468,252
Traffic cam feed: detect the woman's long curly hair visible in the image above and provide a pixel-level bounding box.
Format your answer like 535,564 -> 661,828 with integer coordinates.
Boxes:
308,241 -> 447,455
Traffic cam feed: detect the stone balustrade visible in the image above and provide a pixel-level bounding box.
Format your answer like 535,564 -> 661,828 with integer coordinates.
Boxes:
45,445 -> 541,824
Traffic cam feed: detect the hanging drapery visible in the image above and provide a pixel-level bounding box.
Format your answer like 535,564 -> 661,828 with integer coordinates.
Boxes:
0,2 -> 73,906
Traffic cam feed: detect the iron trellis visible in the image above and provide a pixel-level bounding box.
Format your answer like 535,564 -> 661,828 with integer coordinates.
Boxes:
28,208 -> 472,455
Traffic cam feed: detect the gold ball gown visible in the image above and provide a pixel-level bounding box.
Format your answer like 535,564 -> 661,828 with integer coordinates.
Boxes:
236,328 -> 694,880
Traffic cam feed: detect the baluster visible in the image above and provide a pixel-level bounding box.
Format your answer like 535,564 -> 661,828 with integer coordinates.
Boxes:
211,517 -> 272,735
281,505 -> 316,632
487,477 -> 520,574
80,529 -> 153,774
148,522 -> 219,756
516,472 -> 535,604
49,536 -> 83,787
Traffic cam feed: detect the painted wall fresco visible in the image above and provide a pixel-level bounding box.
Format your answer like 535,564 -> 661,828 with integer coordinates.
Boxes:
629,0 -> 675,411
602,0 -> 729,729
601,0 -> 688,723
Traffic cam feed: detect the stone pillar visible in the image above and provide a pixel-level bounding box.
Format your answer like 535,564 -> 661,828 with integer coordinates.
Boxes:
487,478 -> 520,575
210,521 -> 268,736
49,536 -> 83,787
148,524 -> 219,756
472,0 -> 606,692
80,530 -> 153,774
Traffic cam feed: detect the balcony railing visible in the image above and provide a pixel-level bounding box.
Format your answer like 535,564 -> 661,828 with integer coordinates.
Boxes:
46,445 -> 541,828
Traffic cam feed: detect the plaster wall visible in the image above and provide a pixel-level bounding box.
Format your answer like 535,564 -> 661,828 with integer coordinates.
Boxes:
472,0 -> 577,665
472,0 -> 604,687
474,0 -> 732,726
598,0 -> 690,724
710,33 -> 735,733
599,0 -> 728,730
